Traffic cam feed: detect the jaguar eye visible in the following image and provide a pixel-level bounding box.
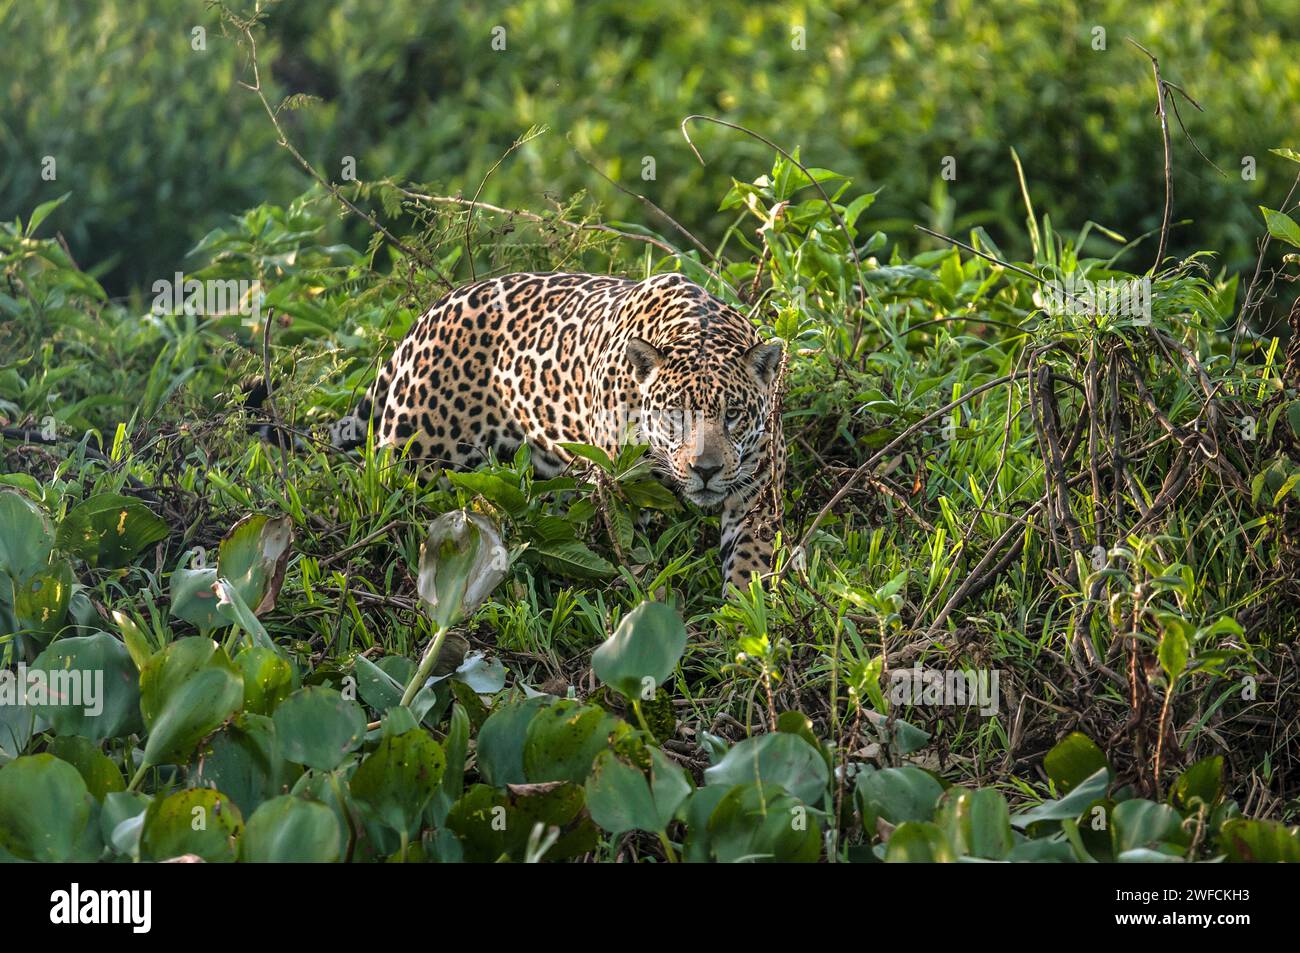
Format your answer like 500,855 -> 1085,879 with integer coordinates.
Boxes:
724,408 -> 745,431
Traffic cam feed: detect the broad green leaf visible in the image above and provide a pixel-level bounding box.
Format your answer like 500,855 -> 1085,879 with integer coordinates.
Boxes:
55,494 -> 169,569
1171,755 -> 1223,812
1261,206 -> 1300,249
241,795 -> 341,863
236,647 -> 294,715
139,637 -> 244,768
1044,732 -> 1109,795
704,732 -> 829,806
0,754 -> 98,862
47,736 -> 125,801
885,821 -> 956,862
140,787 -> 243,863
272,686 -> 366,771
855,765 -> 944,828
31,631 -> 143,740
591,601 -> 688,700
217,513 -> 294,614
350,729 -> 446,837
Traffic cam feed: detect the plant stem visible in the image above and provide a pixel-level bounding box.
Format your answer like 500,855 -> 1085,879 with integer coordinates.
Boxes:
126,763 -> 148,792
400,624 -> 448,707
656,830 -> 679,863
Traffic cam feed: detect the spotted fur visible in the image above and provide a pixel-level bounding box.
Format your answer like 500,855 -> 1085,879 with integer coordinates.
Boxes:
333,272 -> 785,590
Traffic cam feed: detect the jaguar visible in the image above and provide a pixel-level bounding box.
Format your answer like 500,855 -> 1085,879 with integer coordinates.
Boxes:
332,271 -> 785,591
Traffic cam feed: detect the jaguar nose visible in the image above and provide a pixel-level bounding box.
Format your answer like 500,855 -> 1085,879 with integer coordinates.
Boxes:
690,462 -> 722,485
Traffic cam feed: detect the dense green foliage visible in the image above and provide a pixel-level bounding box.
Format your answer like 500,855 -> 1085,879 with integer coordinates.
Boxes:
4,0 -> 1300,294
3,1 -> 1300,863
4,132 -> 1300,858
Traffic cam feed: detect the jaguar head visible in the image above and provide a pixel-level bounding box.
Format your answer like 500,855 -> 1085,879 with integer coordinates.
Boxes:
626,336 -> 783,507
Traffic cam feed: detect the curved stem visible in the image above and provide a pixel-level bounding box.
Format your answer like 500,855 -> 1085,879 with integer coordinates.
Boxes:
400,624 -> 447,707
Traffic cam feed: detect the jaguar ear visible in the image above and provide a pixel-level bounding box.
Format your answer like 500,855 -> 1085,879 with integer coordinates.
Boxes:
745,340 -> 784,387
626,336 -> 664,384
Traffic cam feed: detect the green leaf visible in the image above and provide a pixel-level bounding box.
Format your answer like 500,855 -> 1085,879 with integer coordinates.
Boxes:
1171,756 -> 1224,812
0,491 -> 54,580
704,732 -> 829,806
55,493 -> 169,569
47,736 -> 125,800
1044,732 -> 1109,795
585,747 -> 691,835
140,787 -> 243,863
942,787 -> 1012,860
139,637 -> 244,768
350,729 -> 446,837
535,541 -> 616,579
240,795 -> 341,862
216,514 -> 294,615
1261,207 -> 1300,249
1219,818 -> 1300,862
591,601 -> 688,700
25,191 -> 71,236
235,647 -> 294,715
558,441 -> 614,472
1012,767 -> 1110,828
476,696 -> 549,787
31,631 -> 143,741
195,713 -> 292,819
446,781 -> 598,862
523,700 -> 628,784
1158,626 -> 1189,682
169,558 -> 222,634
885,821 -> 956,862
0,754 -> 98,861
705,782 -> 821,862
11,558 -> 73,641
446,471 -> 528,516
272,687 -> 366,771
855,765 -> 944,828
1111,799 -> 1187,853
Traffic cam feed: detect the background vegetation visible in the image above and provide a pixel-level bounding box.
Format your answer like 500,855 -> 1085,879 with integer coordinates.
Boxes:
1,1 -> 1299,862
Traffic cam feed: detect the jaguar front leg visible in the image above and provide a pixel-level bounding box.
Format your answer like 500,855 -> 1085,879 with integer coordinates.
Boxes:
720,428 -> 785,595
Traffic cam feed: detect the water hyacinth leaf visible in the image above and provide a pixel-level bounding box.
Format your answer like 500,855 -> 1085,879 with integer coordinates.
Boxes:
854,765 -> 944,828
704,732 -> 829,806
1111,799 -> 1188,853
100,791 -> 149,849
272,686 -> 366,771
1219,818 -> 1300,862
1171,755 -> 1224,811
140,787 -> 243,863
0,704 -> 35,764
217,514 -> 294,615
31,631 -> 143,741
55,493 -> 169,569
241,795 -> 341,863
585,747 -> 691,835
706,782 -> 821,863
0,490 -> 55,579
454,651 -> 507,694
349,729 -> 446,837
417,510 -> 509,631
0,754 -> 98,862
885,821 -> 956,862
476,696 -> 549,788
522,700 -> 627,785
47,735 -> 126,800
591,601 -> 688,701
139,637 -> 244,768
169,554 -> 222,634
12,559 -> 73,640
1012,767 -> 1111,829
445,781 -> 598,862
942,787 -> 1013,860
428,703 -> 471,827
196,713 -> 294,818
1043,732 -> 1109,795
236,647 -> 295,716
